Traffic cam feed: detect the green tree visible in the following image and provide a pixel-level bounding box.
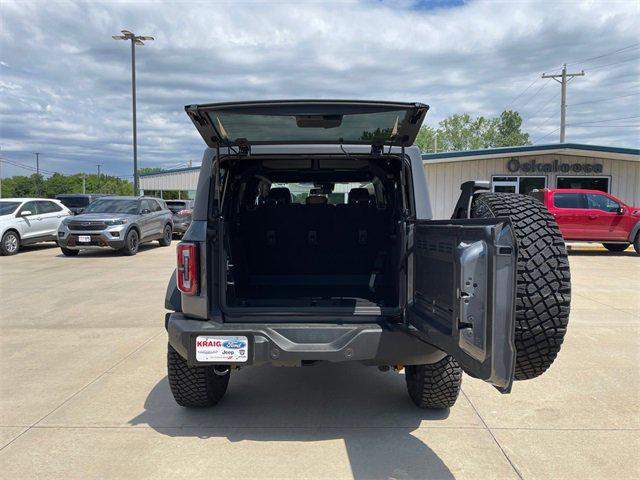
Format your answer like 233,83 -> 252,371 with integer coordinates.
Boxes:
493,110 -> 530,147
1,172 -> 133,198
416,110 -> 530,153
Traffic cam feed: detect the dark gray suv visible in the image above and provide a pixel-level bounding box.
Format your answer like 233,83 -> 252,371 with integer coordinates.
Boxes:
164,100 -> 571,409
57,196 -> 173,256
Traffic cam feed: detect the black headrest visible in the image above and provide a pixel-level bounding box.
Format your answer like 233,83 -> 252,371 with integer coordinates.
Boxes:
348,188 -> 370,205
267,187 -> 291,205
306,195 -> 327,205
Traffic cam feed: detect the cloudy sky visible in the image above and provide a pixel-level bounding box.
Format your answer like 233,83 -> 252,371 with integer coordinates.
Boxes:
1,0 -> 639,178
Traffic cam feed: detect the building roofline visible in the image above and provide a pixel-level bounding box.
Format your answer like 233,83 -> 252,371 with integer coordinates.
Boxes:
139,166 -> 200,177
422,143 -> 640,164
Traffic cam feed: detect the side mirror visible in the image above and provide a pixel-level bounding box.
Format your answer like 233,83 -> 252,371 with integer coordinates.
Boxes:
77,208 -> 85,214
20,210 -> 33,217
141,209 -> 151,215
617,207 -> 625,215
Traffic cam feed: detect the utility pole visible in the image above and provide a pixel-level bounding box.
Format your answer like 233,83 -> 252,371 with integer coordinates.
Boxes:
96,164 -> 102,191
112,30 -> 154,196
82,175 -> 86,194
542,64 -> 585,143
34,152 -> 41,195
434,132 -> 438,153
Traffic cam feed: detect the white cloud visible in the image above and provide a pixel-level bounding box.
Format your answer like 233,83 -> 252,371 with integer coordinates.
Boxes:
0,0 -> 638,177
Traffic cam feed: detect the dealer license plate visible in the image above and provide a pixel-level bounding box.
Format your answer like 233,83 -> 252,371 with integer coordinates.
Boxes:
195,336 -> 249,362
78,235 -> 91,243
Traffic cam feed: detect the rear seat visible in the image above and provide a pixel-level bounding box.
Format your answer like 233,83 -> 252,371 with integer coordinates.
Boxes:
238,187 -> 391,278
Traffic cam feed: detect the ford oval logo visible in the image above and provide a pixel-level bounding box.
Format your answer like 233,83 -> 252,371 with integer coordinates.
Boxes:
222,340 -> 246,349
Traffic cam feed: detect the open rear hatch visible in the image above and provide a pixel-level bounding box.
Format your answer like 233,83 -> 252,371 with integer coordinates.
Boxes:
185,100 -> 429,149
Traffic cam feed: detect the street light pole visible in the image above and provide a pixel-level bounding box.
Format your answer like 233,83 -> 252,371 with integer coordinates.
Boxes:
112,30 -> 154,196
131,38 -> 137,196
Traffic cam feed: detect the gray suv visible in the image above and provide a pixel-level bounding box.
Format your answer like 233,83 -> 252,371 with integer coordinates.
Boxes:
58,196 -> 173,256
165,100 -> 571,409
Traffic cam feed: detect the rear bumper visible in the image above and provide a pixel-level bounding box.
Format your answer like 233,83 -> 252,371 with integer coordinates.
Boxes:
172,222 -> 190,233
166,312 -> 445,367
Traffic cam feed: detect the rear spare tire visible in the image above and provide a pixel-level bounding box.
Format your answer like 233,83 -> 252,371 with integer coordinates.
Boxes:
167,343 -> 230,408
602,243 -> 629,252
471,193 -> 571,380
405,355 -> 462,409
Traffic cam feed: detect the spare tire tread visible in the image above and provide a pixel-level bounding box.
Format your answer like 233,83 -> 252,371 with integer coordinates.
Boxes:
472,193 -> 571,380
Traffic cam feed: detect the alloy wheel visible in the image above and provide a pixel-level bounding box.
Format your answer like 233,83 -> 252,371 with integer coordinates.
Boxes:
129,232 -> 139,251
4,233 -> 18,253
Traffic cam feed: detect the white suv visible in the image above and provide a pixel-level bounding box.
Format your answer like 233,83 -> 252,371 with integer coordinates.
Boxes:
0,198 -> 72,255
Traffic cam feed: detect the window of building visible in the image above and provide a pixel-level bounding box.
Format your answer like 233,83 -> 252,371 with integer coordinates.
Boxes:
492,176 -> 546,194
556,176 -> 610,193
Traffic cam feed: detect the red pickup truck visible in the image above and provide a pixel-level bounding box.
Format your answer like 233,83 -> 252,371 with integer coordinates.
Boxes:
530,189 -> 640,254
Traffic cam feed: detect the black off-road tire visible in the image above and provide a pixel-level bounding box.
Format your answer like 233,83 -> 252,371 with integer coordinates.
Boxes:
121,229 -> 139,256
471,193 -> 571,380
167,343 -> 230,408
60,247 -> 79,256
405,356 -> 462,409
602,243 -> 629,252
1,230 -> 20,256
158,224 -> 172,246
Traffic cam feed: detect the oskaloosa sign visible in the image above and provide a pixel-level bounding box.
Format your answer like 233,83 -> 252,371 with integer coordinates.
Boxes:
507,157 -> 603,174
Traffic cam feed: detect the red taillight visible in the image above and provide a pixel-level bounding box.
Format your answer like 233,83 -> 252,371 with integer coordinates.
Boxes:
176,209 -> 192,215
177,242 -> 198,295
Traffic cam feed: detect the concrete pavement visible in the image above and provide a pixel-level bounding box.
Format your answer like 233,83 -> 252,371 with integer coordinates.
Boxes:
1,242 -> 638,479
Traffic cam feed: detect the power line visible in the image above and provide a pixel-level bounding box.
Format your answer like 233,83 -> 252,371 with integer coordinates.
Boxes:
587,56 -> 640,72
566,42 -> 640,66
0,157 -> 56,175
518,78 -> 552,109
566,124 -> 639,128
567,115 -> 640,125
532,127 -> 560,144
502,77 -> 542,111
569,91 -> 640,107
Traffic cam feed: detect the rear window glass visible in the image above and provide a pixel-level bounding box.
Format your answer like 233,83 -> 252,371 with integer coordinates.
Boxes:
554,193 -> 586,209
166,201 -> 187,213
208,110 -> 406,145
58,196 -> 91,207
266,182 -> 376,205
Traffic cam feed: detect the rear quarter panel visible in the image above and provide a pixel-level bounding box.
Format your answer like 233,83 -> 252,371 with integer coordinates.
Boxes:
177,148 -> 215,319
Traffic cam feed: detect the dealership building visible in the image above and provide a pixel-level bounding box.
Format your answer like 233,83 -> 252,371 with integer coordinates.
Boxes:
140,142 -> 640,219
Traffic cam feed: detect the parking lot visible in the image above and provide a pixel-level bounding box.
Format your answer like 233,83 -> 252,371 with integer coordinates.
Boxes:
0,243 -> 638,479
